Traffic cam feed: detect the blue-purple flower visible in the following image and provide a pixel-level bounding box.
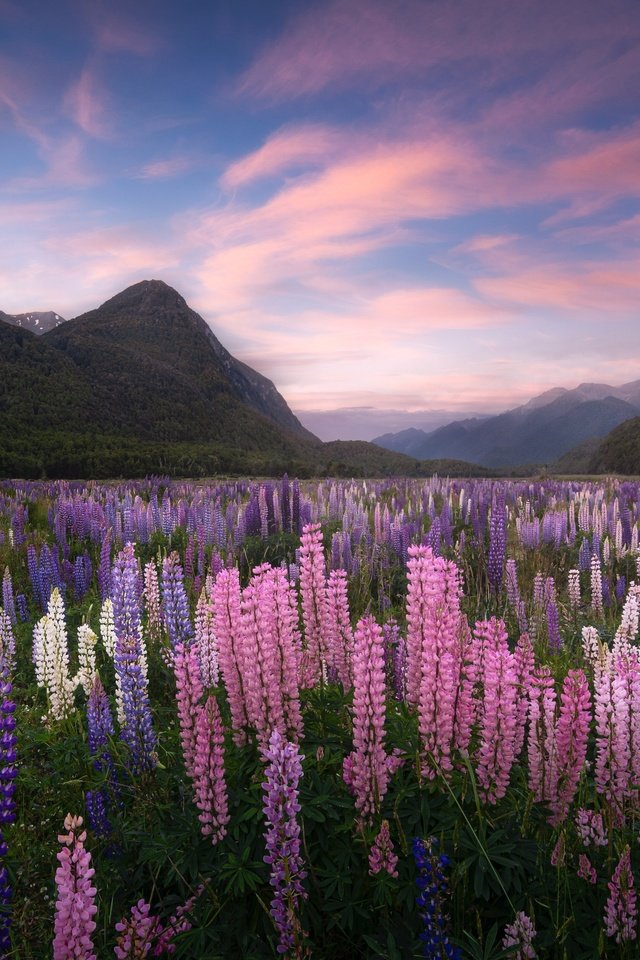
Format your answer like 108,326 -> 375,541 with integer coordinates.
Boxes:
262,729 -> 307,956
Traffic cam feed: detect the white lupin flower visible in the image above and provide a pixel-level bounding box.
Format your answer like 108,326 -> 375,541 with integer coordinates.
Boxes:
99,598 -> 116,657
75,624 -> 98,696
35,589 -> 76,722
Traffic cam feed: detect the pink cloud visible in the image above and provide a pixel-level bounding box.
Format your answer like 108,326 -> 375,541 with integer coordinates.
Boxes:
476,260 -> 640,313
64,65 -> 112,139
93,12 -> 164,57
135,156 -> 197,180
236,0 -> 640,104
454,234 -> 519,254
221,124 -> 342,189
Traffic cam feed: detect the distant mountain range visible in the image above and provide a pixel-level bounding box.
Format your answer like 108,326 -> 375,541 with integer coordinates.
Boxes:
373,381 -> 640,468
0,280 -> 483,480
0,309 -> 66,334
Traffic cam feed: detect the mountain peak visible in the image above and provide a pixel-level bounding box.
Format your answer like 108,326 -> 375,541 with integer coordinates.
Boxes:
100,278 -> 187,313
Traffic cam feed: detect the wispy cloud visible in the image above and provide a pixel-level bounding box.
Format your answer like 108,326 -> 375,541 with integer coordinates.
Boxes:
135,155 -> 197,180
221,124 -> 343,189
64,64 -> 113,139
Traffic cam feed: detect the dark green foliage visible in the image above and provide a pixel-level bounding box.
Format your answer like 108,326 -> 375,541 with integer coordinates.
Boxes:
589,417 -> 640,475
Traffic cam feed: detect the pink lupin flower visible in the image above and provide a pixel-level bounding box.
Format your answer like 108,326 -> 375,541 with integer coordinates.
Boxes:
407,546 -> 474,779
53,814 -> 98,960
604,845 -> 637,944
211,568 -> 249,746
114,899 -> 161,958
299,522 -> 329,688
502,911 -> 537,959
174,642 -> 204,781
575,808 -> 608,847
594,656 -> 636,814
194,587 -> 219,687
344,616 -> 389,823
143,562 -> 162,645
513,632 -> 535,760
325,569 -> 354,690
368,820 -> 398,878
527,667 -> 557,804
551,669 -> 591,824
240,564 -> 284,747
193,695 -> 229,844
577,854 -> 598,884
269,567 -> 304,742
475,619 -> 518,804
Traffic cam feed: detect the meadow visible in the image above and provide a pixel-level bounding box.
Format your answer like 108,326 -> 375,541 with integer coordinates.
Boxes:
0,474 -> 639,959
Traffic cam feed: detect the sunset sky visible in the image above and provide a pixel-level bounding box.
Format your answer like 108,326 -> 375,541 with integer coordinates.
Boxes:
1,0 -> 639,439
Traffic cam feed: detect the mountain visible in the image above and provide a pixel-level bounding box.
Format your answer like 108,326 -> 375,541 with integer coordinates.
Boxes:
0,279 -> 486,479
588,418 -> 640,475
44,280 -> 316,444
0,309 -> 66,334
373,381 -> 640,468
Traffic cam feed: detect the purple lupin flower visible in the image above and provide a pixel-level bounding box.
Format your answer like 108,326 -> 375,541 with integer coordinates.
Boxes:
1,570 -> 15,627
161,552 -> 194,650
15,594 -> 28,624
111,543 -> 143,643
85,677 -> 118,837
0,665 -> 17,956
97,531 -> 112,602
261,729 -> 308,957
487,490 -> 506,594
114,637 -> 157,775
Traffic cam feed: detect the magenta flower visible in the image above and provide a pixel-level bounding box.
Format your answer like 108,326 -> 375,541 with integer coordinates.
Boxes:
211,568 -> 249,746
344,616 -> 389,823
407,545 -> 475,779
475,618 -> 518,804
174,642 -> 204,781
299,522 -> 329,688
551,669 -> 591,824
604,845 -> 637,944
193,695 -> 229,844
325,569 -> 354,690
577,854 -> 597,884
368,820 -> 398,878
502,911 -> 537,959
53,814 -> 98,960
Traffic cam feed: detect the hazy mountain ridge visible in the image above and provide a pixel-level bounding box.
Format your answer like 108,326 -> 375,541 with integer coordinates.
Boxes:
373,381 -> 640,467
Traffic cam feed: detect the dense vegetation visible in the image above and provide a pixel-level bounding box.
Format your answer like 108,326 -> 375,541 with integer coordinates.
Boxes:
589,418 -> 640,475
1,475 -> 640,958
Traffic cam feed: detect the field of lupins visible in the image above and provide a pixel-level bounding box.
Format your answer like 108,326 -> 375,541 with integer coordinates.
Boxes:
1,475 -> 640,958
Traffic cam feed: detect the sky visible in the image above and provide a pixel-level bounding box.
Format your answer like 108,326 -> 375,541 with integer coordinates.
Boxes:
1,0 -> 640,440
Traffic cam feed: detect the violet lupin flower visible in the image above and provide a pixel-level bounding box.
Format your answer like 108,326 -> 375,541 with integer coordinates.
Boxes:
0,665 -> 17,957
261,729 -> 308,957
114,636 -> 157,775
111,543 -> 143,643
412,837 -> 461,959
161,552 -> 193,651
487,490 -> 506,594
53,814 -> 98,960
85,677 -> 118,837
